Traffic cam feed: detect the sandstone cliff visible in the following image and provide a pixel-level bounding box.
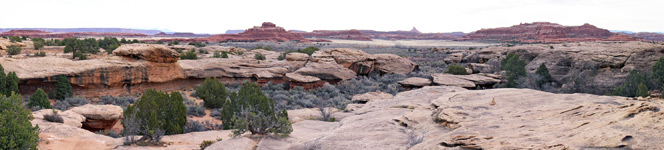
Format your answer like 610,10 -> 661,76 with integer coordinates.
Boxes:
459,22 -> 637,43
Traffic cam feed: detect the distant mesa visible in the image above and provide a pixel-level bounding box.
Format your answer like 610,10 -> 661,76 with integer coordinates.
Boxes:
153,32 -> 210,38
0,28 -> 162,35
457,22 -> 637,43
299,27 -> 463,41
205,22 -> 330,43
0,30 -> 148,38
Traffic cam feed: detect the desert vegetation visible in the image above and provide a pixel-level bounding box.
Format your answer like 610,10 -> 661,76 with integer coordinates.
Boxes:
0,93 -> 40,149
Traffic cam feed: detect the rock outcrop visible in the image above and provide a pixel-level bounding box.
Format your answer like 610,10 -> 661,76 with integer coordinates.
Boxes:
432,73 -> 500,88
351,91 -> 393,103
69,104 -> 123,131
459,22 -> 637,43
5,45 -> 415,96
398,77 -> 431,88
113,44 -> 180,63
454,41 -> 664,94
206,22 -> 329,43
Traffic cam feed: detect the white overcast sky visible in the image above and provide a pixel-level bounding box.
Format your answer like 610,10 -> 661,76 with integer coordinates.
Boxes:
2,0 -> 662,34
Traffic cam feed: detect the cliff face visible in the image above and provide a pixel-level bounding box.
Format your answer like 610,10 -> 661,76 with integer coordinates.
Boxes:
3,45 -> 416,97
207,22 -> 329,42
460,22 -> 637,43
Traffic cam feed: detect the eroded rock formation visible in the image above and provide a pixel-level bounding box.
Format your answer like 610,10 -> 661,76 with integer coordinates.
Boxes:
3,46 -> 415,97
0,30 -> 148,38
459,22 -> 637,43
206,22 -> 330,43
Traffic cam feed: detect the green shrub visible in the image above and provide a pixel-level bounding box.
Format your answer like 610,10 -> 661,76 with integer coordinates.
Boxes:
200,140 -> 215,149
198,49 -> 209,54
636,83 -> 649,97
277,55 -> 285,60
651,57 -> 664,87
8,36 -> 22,42
0,66 -> 19,96
501,53 -> 527,88
29,88 -> 51,109
612,70 -> 650,97
213,51 -> 224,58
180,50 -> 198,60
189,42 -> 206,48
445,64 -> 467,75
221,82 -> 292,136
196,78 -> 229,109
0,93 -> 40,149
35,51 -> 46,57
55,75 -> 73,100
7,45 -> 21,55
535,63 -> 553,87
299,46 -> 319,55
123,90 -> 187,145
32,38 -> 45,50
254,53 -> 266,60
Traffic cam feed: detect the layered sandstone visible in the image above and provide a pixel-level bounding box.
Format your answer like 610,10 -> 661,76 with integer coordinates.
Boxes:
4,46 -> 416,97
207,22 -> 328,43
0,30 -> 148,38
459,22 -> 637,43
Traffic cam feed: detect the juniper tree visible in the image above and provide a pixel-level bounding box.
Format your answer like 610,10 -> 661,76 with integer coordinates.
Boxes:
195,78 -> 229,108
0,93 -> 40,149
55,75 -> 73,100
28,88 -> 51,109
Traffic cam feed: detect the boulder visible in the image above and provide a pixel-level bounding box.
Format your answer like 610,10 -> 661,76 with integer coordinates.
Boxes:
311,48 -> 375,66
468,63 -> 494,73
432,73 -> 500,88
32,109 -> 86,128
398,77 -> 431,87
69,104 -> 123,131
285,73 -> 320,83
293,58 -> 357,80
351,91 -> 393,103
444,53 -> 464,64
285,52 -> 309,61
32,119 -> 123,150
113,44 -> 180,63
373,54 -> 418,74
431,74 -> 476,88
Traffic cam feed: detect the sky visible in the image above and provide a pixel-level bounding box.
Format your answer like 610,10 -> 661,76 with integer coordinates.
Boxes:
2,0 -> 663,34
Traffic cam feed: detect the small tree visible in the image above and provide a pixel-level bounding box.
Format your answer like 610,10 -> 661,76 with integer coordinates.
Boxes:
123,90 -> 187,145
221,82 -> 292,136
636,83 -> 649,97
29,88 -> 51,109
0,93 -> 40,149
55,75 -> 73,100
535,63 -> 553,88
445,64 -> 468,75
299,46 -> 320,55
195,78 -> 229,109
180,50 -> 197,60
7,45 -> 21,55
254,53 -> 266,60
651,57 -> 664,87
612,70 -> 649,97
221,52 -> 229,58
501,53 -> 527,88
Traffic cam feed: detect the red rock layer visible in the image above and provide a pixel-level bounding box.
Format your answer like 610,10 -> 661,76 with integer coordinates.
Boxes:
0,30 -> 148,38
153,32 -> 211,38
298,27 -> 463,41
458,22 -> 637,43
206,22 -> 323,43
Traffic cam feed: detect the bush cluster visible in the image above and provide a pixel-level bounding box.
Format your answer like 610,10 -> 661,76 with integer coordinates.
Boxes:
28,88 -> 51,109
0,93 -> 40,149
180,50 -> 198,60
123,90 -> 187,145
7,45 -> 21,55
53,97 -> 88,110
220,82 -> 292,136
0,65 -> 20,96
445,64 -> 467,75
